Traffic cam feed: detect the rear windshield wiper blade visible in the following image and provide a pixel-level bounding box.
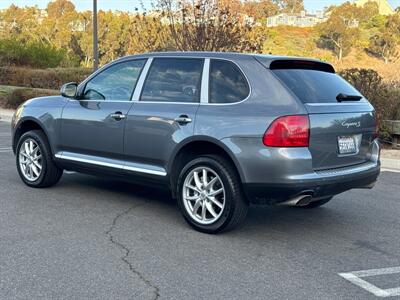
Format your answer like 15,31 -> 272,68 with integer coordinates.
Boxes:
336,93 -> 362,102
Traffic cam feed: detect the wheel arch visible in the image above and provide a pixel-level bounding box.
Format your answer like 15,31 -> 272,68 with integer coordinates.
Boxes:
13,117 -> 52,154
168,136 -> 245,198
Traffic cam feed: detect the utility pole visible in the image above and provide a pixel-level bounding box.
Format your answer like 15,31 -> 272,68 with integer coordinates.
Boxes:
93,0 -> 98,71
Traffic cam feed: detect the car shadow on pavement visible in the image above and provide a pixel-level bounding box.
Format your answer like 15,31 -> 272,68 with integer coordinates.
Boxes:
58,172 -> 355,238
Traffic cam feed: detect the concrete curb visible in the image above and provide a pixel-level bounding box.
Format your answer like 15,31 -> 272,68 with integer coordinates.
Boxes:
0,109 -> 14,123
380,157 -> 400,171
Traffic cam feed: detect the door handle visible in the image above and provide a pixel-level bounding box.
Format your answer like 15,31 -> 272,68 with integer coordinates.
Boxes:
110,112 -> 126,120
174,115 -> 192,125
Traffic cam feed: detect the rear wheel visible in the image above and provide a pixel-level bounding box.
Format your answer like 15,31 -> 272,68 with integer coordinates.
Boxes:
177,155 -> 248,234
16,130 -> 63,188
301,196 -> 333,208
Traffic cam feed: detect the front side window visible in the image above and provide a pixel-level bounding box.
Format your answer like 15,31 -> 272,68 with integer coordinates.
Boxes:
141,58 -> 204,103
209,60 -> 250,104
82,59 -> 146,101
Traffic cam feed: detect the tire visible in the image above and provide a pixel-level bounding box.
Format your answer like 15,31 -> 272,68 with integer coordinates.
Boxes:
177,155 -> 248,234
16,130 -> 63,188
300,196 -> 333,208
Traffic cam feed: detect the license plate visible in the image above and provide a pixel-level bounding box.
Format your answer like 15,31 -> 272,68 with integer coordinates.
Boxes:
338,136 -> 357,155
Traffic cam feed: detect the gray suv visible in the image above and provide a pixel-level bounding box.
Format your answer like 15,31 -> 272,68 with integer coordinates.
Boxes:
11,52 -> 380,233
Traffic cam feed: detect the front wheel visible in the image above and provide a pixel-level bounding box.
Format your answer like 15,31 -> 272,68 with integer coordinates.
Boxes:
177,155 -> 248,234
16,130 -> 63,188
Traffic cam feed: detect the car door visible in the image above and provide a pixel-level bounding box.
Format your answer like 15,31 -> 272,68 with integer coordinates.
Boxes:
123,57 -> 206,176
58,59 -> 146,169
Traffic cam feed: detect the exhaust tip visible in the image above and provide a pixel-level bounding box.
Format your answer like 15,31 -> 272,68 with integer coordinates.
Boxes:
280,194 -> 314,206
296,196 -> 313,206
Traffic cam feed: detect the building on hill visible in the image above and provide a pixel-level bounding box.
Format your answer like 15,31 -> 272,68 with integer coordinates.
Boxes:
266,10 -> 327,27
355,0 -> 394,15
266,0 -> 394,28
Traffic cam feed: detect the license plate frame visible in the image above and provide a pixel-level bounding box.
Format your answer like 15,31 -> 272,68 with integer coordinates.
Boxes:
337,135 -> 357,155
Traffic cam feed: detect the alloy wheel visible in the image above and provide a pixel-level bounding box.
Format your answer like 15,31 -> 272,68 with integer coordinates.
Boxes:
182,166 -> 226,225
19,139 -> 42,182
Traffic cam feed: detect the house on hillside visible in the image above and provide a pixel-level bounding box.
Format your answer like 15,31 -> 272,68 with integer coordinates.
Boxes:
266,10 -> 327,27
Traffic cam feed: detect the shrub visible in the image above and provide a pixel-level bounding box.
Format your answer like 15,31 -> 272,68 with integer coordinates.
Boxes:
0,38 -> 74,68
3,88 -> 58,109
339,68 -> 400,121
0,66 -> 92,90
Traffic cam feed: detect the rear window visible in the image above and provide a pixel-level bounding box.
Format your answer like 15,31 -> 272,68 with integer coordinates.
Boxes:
271,69 -> 362,104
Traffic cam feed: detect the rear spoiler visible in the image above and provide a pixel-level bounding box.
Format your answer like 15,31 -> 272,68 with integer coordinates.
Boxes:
270,60 -> 335,73
255,56 -> 335,73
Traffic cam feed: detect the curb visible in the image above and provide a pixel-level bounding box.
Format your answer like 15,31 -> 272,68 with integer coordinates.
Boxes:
380,157 -> 400,171
0,109 -> 14,123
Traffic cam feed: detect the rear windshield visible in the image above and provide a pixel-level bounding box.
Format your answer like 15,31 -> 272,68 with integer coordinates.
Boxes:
271,69 -> 362,103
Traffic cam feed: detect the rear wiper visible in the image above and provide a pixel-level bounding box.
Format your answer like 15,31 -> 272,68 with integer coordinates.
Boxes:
336,93 -> 362,102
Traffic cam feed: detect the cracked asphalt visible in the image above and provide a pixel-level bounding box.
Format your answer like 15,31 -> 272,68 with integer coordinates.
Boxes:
1,121 -> 400,300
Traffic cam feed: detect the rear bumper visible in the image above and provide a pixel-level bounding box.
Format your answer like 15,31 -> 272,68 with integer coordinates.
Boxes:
243,162 -> 380,205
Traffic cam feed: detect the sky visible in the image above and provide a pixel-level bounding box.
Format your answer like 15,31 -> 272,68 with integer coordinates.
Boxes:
0,0 -> 399,12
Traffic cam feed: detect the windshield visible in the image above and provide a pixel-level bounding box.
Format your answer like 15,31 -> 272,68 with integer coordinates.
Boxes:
271,69 -> 363,104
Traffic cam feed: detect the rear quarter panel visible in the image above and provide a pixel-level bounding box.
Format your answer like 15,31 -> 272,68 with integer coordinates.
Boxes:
194,57 -> 307,183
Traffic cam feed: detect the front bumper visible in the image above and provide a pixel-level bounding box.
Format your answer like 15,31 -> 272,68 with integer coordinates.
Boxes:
243,161 -> 380,205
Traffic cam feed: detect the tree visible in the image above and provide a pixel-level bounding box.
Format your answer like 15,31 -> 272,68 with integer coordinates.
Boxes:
40,0 -> 78,50
279,0 -> 304,13
128,12 -> 172,53
243,0 -> 279,21
368,12 -> 400,64
317,3 -> 361,61
46,0 -> 75,18
97,11 -> 131,63
155,0 -> 263,52
358,1 -> 379,24
0,5 -> 42,41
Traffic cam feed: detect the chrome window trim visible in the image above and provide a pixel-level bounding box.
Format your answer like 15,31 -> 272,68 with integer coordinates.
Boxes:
132,57 -> 153,101
130,55 -> 252,106
130,101 -> 199,105
77,58 -> 147,103
135,56 -> 204,104
75,55 -> 252,106
68,99 -> 134,103
206,58 -> 251,106
200,59 -> 210,103
55,152 -> 167,176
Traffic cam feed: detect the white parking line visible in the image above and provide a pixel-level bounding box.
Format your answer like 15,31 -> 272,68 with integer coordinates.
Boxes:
339,266 -> 400,297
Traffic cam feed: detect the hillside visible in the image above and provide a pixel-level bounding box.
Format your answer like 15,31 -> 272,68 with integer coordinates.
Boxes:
262,26 -> 400,81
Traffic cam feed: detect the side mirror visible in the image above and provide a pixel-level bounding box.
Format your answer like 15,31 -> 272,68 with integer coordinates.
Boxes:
60,82 -> 78,99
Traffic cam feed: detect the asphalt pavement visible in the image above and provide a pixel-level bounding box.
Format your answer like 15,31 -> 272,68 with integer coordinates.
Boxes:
1,120 -> 400,300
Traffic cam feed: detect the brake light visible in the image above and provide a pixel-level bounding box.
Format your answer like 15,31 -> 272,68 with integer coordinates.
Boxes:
263,115 -> 310,147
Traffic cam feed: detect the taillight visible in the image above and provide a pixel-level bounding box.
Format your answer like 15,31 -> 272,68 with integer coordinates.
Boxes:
263,115 -> 310,147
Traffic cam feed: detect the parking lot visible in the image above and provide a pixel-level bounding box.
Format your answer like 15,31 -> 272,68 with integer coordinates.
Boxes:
1,120 -> 400,299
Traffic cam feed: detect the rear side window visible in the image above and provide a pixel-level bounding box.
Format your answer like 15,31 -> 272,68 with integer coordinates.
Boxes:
141,58 -> 204,103
271,69 -> 362,103
209,60 -> 249,104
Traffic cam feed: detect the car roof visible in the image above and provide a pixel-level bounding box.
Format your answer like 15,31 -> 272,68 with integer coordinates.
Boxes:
116,51 -> 330,68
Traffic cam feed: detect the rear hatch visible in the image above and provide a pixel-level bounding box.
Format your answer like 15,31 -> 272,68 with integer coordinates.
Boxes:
269,60 -> 376,170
